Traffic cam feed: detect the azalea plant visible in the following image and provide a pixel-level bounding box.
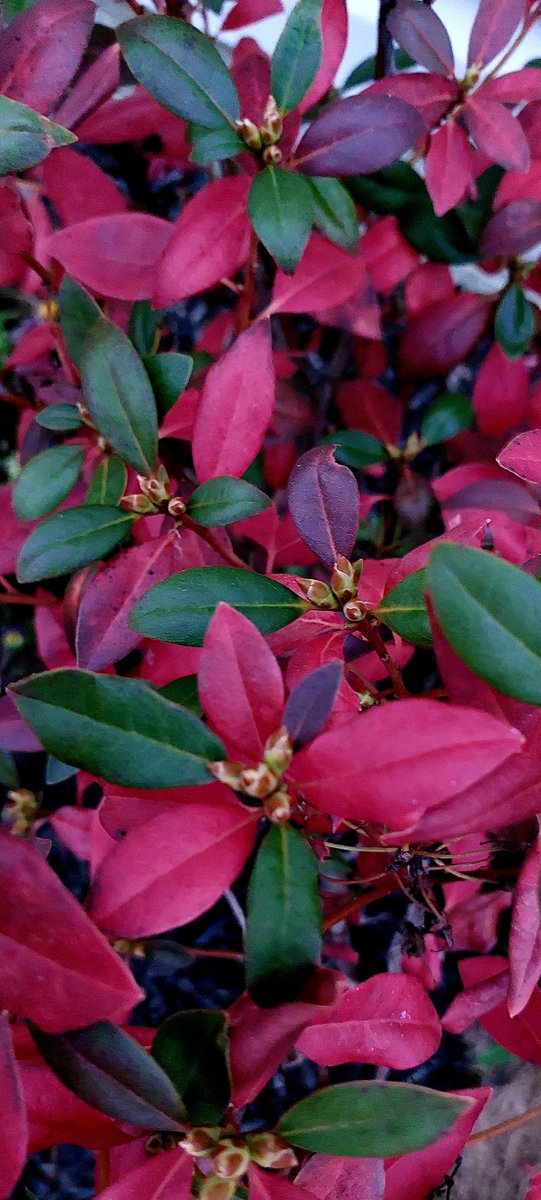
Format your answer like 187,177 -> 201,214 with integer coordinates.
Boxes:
4,0 -> 541,1196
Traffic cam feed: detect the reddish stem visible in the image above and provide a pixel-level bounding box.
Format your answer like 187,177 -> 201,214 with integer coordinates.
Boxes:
182,514 -> 252,570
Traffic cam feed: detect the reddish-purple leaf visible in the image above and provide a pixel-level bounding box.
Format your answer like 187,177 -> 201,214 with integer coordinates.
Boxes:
283,662 -> 342,749
43,148 -> 127,225
498,431 -> 541,484
442,959 -> 510,1035
249,1165 -> 317,1200
94,1148 -> 193,1200
473,343 -> 529,436
192,321 -> 275,483
508,832 -> 541,1016
467,0 -> 527,67
481,67 -> 541,103
288,446 -> 359,568
296,1154 -> 384,1200
463,97 -> 530,171
425,120 -> 476,216
0,1015 -> 27,1200
399,294 -> 490,378
198,602 -> 284,759
295,93 -> 423,176
297,973 -> 441,1070
480,199 -> 541,258
45,214 -> 174,301
269,234 -> 370,316
154,177 -> 251,307
54,43 -> 121,131
0,832 -> 143,1031
222,0 -> 283,30
89,796 -> 257,937
367,74 -> 458,129
0,0 -> 94,114
387,0 -> 454,76
76,536 -> 178,672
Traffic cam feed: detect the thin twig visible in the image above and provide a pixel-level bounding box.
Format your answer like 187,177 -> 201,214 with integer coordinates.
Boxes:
467,1103 -> 541,1147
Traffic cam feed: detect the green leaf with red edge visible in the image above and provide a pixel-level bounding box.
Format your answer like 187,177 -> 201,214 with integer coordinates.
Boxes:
248,168 -> 313,274
152,1010 -> 231,1124
29,1020 -> 186,1130
271,0 -> 323,114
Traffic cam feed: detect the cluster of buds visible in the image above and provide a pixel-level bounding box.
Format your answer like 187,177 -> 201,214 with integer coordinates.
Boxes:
3,788 -> 38,836
122,466 -> 187,520
177,1129 -> 297,1200
299,555 -> 365,614
210,727 -> 294,822
235,96 -> 284,165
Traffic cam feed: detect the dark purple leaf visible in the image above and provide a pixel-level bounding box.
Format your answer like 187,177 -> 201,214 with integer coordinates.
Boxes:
387,0 -> 454,76
467,0 -> 527,68
295,93 -> 424,177
480,200 -> 541,258
283,662 -> 343,749
288,445 -> 359,568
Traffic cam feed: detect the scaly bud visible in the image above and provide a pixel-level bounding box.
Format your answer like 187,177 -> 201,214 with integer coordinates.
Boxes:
264,727 -> 294,775
208,761 -> 244,789
198,1176 -> 236,1200
5,788 -> 38,835
297,579 -> 338,609
168,497 -> 187,519
240,763 -> 278,799
356,690 -> 377,710
179,1127 -> 220,1157
264,791 -> 292,823
146,1132 -> 181,1155
212,1140 -> 251,1180
262,145 -> 282,166
121,494 -> 158,514
331,555 -> 357,601
77,402 -> 94,427
342,599 -> 368,624
138,472 -> 171,506
235,117 -> 262,149
260,95 -> 283,145
246,1133 -> 297,1170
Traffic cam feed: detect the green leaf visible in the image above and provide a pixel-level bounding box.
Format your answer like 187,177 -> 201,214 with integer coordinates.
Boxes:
271,0 -> 323,113
187,476 -> 271,527
153,1010 -> 231,1124
29,1021 -> 186,1131
343,49 -> 414,88
347,162 -> 426,215
321,430 -> 388,469
10,669 -> 225,787
421,392 -> 473,446
427,543 -> 541,704
85,456 -> 128,506
495,285 -> 535,359
129,300 -> 159,357
158,675 -> 202,716
0,749 -> 19,790
307,177 -> 359,252
12,445 -> 85,522
0,95 -> 76,177
189,124 -> 244,163
16,506 -> 135,583
59,276 -> 102,369
36,404 -> 82,433
246,824 -> 321,1007
4,0 -> 39,21
277,1081 -> 471,1157
130,566 -> 306,646
80,317 -> 158,475
118,15 -> 240,129
45,756 -> 78,786
143,352 -> 193,418
248,168 -> 313,273
373,570 -> 432,648
399,200 -> 475,264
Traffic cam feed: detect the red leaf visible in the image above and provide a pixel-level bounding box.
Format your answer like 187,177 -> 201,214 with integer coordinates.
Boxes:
54,43 -> 121,131
159,388 -> 199,442
94,1148 -> 193,1200
467,0 -> 527,67
297,973 -> 441,1070
399,294 -> 489,378
495,160 -> 541,208
43,148 -> 127,225
405,263 -> 454,317
75,84 -> 189,155
269,235 -> 368,316
192,320 -> 275,482
480,199 -> 541,257
198,602 -> 284,759
387,0 -> 454,76
0,1015 -> 27,1200
367,74 -> 459,129
222,0 -> 283,29
298,0 -> 348,114
45,214 -> 174,301
290,700 -> 524,829
337,380 -> 403,444
383,1088 -> 491,1200
154,177 -> 251,306
520,99 -> 541,157
89,796 -> 257,937
0,832 -> 143,1031
0,183 -> 32,288
526,1171 -> 541,1200
361,216 -> 419,293
295,93 -> 423,176
76,536 -> 178,672
508,831 -> 541,1016
296,1154 -> 384,1200
425,121 -> 477,216
442,958 -> 510,1035
249,1165 -> 317,1200
0,0 -> 94,114
463,97 -> 530,171
498,430 -> 541,483
473,343 -> 529,436
480,67 -> 541,103
288,445 -> 359,568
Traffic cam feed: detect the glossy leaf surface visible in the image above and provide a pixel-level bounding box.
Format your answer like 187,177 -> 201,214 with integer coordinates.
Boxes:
80,318 -> 158,476
17,507 -> 135,583
153,1010 -> 231,1124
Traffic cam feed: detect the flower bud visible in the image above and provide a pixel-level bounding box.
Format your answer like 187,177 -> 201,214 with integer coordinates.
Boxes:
77,402 -> 94,427
264,726 -> 294,775
138,473 -> 171,506
297,579 -> 337,609
179,1127 -> 220,1157
121,494 -> 158,514
262,145 -> 282,166
246,1133 -> 297,1170
212,1140 -> 251,1180
5,788 -> 38,835
208,761 -> 244,789
146,1132 -> 180,1155
240,763 -> 278,799
198,1175 -> 236,1200
260,96 -> 283,145
331,556 -> 357,601
168,497 -> 187,518
343,599 -> 368,624
235,118 -> 262,149
264,791 -> 292,823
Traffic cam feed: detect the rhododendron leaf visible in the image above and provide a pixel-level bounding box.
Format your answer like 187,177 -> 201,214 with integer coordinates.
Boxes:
399,295 -> 489,377
296,94 -> 424,176
467,0 -> 527,68
117,16 -> 240,129
271,0 -> 322,113
424,120 -> 476,217
36,404 -> 83,433
130,566 -> 305,645
384,1087 -> 491,1200
12,445 -> 85,522
189,122 -> 244,164
0,0 -> 94,112
29,1021 -> 186,1130
17,507 -> 136,583
480,200 -> 541,258
154,177 -> 251,307
47,214 -> 173,302
497,431 -> 541,484
0,832 -> 143,1031
283,662 -> 342,748
198,603 -> 284,757
248,168 -> 313,274
428,543 -> 541,704
373,570 -> 432,648
59,275 -> 101,369
386,0 -> 454,76
85,456 -> 128,506
321,430 -> 388,468
249,1165 -> 318,1200
307,176 -> 359,253
152,1010 -> 231,1123
10,670 -> 225,787
144,352 -> 193,418
0,1015 -> 26,1199
89,797 -> 256,937
0,95 -> 76,177
288,446 -> 358,568
158,675 -> 201,715
129,299 -> 159,357
89,1151 -> 193,1200
187,476 -> 271,527
421,392 -> 473,445
193,321 -> 274,482
269,233 -> 370,314
80,318 -> 158,476
277,1082 -> 471,1156
495,285 -> 535,359
246,824 -> 322,1007
463,97 -> 530,171
508,831 -> 541,1016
